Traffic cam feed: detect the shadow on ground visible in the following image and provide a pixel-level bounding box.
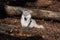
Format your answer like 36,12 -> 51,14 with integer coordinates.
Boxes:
0,33 -> 44,40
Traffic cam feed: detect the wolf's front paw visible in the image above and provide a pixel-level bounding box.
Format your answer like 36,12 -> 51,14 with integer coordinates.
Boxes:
37,25 -> 44,28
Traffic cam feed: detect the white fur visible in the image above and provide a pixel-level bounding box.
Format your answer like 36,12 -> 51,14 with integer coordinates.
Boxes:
21,10 -> 44,28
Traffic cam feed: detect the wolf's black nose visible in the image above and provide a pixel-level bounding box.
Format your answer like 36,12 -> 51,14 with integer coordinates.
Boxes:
24,17 -> 27,20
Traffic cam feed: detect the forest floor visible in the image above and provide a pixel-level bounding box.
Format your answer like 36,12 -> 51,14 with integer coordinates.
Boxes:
0,17 -> 60,40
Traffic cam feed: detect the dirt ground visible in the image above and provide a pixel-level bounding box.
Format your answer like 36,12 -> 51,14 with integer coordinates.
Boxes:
0,17 -> 60,40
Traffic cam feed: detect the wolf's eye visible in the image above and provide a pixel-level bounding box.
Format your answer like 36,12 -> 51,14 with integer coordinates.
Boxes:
24,17 -> 27,20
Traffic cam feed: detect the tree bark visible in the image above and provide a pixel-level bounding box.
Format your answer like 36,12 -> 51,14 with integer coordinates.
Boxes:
5,5 -> 60,21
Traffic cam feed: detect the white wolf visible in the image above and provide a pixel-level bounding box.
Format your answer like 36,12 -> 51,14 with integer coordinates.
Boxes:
21,10 -> 44,28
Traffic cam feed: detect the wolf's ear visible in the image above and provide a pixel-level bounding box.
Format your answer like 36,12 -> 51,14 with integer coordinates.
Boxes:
22,10 -> 24,13
22,10 -> 26,14
28,10 -> 33,13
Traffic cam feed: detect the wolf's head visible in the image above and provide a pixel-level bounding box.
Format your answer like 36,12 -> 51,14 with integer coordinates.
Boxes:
22,10 -> 32,20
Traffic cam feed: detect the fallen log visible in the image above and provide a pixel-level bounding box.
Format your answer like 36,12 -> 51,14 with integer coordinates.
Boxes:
5,5 -> 60,21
